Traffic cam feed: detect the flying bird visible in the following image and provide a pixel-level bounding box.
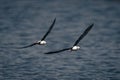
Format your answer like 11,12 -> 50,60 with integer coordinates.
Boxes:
44,24 -> 94,54
17,18 -> 56,49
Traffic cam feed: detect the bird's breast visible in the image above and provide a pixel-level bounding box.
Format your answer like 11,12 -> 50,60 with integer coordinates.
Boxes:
72,46 -> 80,51
40,40 -> 46,45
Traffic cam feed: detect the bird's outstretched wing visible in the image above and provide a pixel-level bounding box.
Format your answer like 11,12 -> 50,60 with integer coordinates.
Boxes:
16,43 -> 37,49
44,47 -> 71,54
41,18 -> 56,41
73,24 -> 94,46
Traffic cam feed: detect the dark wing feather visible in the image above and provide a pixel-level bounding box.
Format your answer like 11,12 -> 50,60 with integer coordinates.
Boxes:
44,47 -> 71,54
73,24 -> 94,46
16,43 -> 37,49
41,18 -> 56,40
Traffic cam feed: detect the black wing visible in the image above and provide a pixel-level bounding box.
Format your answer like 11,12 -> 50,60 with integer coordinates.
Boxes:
73,24 -> 94,46
41,18 -> 56,40
44,47 -> 71,54
16,43 -> 37,49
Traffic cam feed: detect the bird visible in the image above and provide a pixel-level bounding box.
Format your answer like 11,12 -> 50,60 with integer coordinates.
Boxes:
17,18 -> 56,49
44,24 -> 94,54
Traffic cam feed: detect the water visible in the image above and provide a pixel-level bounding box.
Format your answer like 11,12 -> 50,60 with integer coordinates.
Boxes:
0,0 -> 120,80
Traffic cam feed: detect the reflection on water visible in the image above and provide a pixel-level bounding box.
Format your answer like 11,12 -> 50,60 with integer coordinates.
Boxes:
0,0 -> 120,80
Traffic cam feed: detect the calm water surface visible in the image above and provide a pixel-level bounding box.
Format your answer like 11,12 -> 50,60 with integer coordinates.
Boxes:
0,0 -> 120,80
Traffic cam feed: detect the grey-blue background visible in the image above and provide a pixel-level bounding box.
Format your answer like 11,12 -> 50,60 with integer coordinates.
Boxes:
0,0 -> 120,80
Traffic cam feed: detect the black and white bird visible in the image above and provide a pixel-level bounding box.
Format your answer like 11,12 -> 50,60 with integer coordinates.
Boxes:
17,18 -> 56,49
44,24 -> 94,54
